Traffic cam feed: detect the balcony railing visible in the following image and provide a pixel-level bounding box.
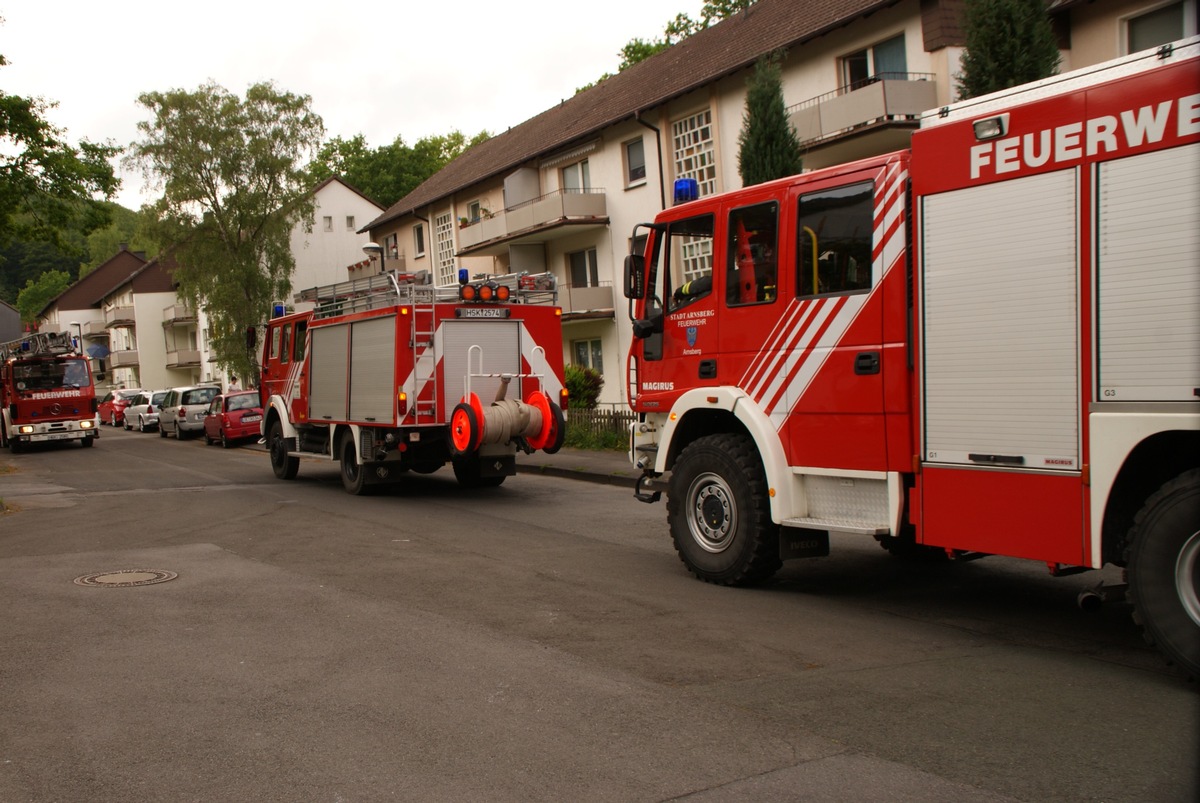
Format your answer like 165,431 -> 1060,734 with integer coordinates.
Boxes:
560,282 -> 615,317
458,189 -> 608,254
162,303 -> 196,324
109,349 -> 139,368
81,319 -> 109,338
104,305 -> 136,327
166,348 -> 201,367
787,73 -> 937,147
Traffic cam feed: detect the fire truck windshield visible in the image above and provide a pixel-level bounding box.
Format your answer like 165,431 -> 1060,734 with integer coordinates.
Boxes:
12,358 -> 89,390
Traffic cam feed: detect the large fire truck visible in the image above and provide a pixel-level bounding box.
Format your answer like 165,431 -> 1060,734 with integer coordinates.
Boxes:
260,268 -> 567,493
623,40 -> 1200,675
1,331 -> 98,452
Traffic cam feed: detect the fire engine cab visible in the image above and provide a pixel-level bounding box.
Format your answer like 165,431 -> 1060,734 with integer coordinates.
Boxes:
1,331 -> 98,452
260,268 -> 567,494
624,39 -> 1200,676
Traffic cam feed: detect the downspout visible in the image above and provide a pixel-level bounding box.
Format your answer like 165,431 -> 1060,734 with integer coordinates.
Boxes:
634,111 -> 666,211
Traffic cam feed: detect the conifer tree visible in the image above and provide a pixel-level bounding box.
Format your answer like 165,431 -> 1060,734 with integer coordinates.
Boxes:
957,0 -> 1061,100
737,51 -> 803,187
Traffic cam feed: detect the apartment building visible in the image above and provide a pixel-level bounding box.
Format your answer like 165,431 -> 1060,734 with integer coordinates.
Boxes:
362,0 -> 1196,406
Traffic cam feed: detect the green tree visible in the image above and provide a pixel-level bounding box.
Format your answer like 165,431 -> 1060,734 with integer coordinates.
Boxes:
737,51 -> 803,186
0,53 -> 119,252
15,269 -> 69,325
957,0 -> 1061,100
127,81 -> 325,382
308,130 -> 489,208
80,203 -> 156,277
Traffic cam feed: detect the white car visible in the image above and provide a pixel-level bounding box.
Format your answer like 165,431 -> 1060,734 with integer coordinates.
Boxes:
123,390 -> 168,432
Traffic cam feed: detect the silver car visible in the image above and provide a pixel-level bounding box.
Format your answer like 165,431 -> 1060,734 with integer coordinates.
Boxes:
158,385 -> 220,439
123,390 -> 168,432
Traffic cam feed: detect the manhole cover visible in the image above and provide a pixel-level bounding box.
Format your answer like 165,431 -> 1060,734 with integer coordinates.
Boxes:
74,569 -> 178,588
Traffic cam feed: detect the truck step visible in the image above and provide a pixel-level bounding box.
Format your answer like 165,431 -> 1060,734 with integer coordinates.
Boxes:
781,517 -> 889,536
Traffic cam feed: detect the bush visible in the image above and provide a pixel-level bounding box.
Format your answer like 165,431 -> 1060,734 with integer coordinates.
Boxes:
564,363 -> 604,409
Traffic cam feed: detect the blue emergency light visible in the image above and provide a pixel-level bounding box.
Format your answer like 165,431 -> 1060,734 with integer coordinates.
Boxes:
273,304 -> 285,318
458,268 -> 469,285
673,178 -> 699,205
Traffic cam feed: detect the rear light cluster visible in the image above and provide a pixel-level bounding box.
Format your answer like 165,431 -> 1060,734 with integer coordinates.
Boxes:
458,281 -> 510,303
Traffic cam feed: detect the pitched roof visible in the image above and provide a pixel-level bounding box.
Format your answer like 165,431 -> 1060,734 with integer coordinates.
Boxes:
39,247 -> 149,316
367,0 -> 898,230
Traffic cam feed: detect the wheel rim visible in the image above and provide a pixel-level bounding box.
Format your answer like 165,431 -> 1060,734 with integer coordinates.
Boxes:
686,471 -> 736,553
1177,528 -> 1200,628
343,441 -> 360,483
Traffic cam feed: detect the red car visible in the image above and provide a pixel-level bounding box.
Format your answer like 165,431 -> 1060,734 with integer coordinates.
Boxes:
97,388 -> 145,427
202,391 -> 263,448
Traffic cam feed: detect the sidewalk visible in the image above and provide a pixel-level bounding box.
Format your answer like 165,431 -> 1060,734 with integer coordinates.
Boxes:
515,446 -> 645,488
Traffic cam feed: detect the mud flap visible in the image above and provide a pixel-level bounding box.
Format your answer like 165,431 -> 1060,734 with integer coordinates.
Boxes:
779,527 -> 830,560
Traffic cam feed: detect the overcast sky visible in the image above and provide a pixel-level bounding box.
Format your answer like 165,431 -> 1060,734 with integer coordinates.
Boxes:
2,0 -> 703,209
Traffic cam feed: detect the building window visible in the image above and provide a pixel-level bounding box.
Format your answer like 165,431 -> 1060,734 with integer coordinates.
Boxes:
467,200 -> 482,223
1127,2 -> 1191,52
562,159 -> 591,193
346,216 -> 355,230
625,138 -> 646,185
572,338 -> 603,373
434,212 -> 456,286
323,216 -> 333,232
413,224 -> 426,258
672,109 -> 717,198
842,34 -> 907,89
796,182 -> 873,297
568,248 -> 599,287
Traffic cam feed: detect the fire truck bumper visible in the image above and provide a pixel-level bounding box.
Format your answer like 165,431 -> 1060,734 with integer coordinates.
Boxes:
16,420 -> 97,443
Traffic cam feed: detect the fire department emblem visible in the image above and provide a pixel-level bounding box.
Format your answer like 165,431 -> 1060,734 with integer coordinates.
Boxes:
686,326 -> 698,347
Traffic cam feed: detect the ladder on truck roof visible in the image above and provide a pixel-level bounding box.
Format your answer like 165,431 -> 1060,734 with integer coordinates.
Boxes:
0,331 -> 75,361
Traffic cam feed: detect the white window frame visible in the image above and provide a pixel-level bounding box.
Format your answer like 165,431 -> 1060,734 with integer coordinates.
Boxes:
1122,1 -> 1197,54
624,138 -> 647,186
567,247 -> 599,288
413,224 -> 426,258
671,109 -> 717,198
841,33 -> 907,90
323,215 -> 333,232
345,215 -> 355,230
572,338 -> 604,373
562,159 -> 591,193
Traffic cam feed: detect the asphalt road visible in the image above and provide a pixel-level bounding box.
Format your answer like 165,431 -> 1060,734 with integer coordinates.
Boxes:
1,427 -> 1196,802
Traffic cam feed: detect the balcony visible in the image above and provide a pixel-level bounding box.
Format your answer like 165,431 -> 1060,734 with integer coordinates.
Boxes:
81,319 -> 109,338
104,305 -> 135,328
458,189 -> 608,257
788,74 -> 937,152
560,282 -> 615,320
166,348 -> 201,368
109,349 -> 139,368
162,303 -> 196,325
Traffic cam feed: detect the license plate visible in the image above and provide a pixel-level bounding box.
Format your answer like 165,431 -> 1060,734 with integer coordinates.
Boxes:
242,414 -> 262,423
45,432 -> 74,441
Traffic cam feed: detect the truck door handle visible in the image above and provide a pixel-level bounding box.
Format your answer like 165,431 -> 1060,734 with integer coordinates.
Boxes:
854,351 -> 880,375
699,359 -> 717,379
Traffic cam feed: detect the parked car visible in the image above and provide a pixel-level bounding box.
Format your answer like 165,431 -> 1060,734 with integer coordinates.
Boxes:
158,385 -> 220,439
97,388 -> 145,427
203,391 -> 263,448
123,390 -> 168,432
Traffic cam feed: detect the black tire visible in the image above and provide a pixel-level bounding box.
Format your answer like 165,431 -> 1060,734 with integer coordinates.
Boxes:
80,436 -> 94,448
220,431 -> 231,449
268,419 -> 299,480
138,416 -> 146,433
123,417 -> 132,431
542,402 -> 566,455
340,433 -> 370,495
109,413 -> 117,427
667,433 -> 781,586
452,455 -> 505,489
204,431 -> 214,446
1126,469 -> 1200,679
159,422 -> 168,438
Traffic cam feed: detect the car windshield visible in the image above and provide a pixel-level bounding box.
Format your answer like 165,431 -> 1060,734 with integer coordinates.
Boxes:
12,358 -> 89,390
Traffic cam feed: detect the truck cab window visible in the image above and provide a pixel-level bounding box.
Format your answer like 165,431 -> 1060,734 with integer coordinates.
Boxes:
797,181 -> 874,297
664,214 -> 715,312
727,202 -> 779,306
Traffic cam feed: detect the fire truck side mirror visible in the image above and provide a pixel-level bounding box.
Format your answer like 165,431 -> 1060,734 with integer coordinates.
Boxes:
624,254 -> 645,301
631,308 -> 663,340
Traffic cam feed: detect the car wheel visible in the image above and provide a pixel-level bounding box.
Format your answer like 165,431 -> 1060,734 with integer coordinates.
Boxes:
159,422 -> 168,438
109,413 -> 117,426
220,431 -> 231,449
123,416 -> 132,431
138,416 -> 146,433
204,430 -> 214,445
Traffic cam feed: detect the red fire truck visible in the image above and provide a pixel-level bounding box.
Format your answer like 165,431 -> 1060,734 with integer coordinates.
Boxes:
260,269 -> 567,493
624,40 -> 1199,675
1,331 -> 99,452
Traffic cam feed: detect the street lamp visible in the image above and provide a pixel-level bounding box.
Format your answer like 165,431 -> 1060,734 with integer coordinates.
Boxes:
362,242 -> 384,274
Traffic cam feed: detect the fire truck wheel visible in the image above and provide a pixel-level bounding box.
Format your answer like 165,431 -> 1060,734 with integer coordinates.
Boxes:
667,433 -> 781,586
452,456 -> 505,489
267,419 -> 299,480
80,436 -> 94,448
1125,468 -> 1200,680
340,433 -> 371,495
